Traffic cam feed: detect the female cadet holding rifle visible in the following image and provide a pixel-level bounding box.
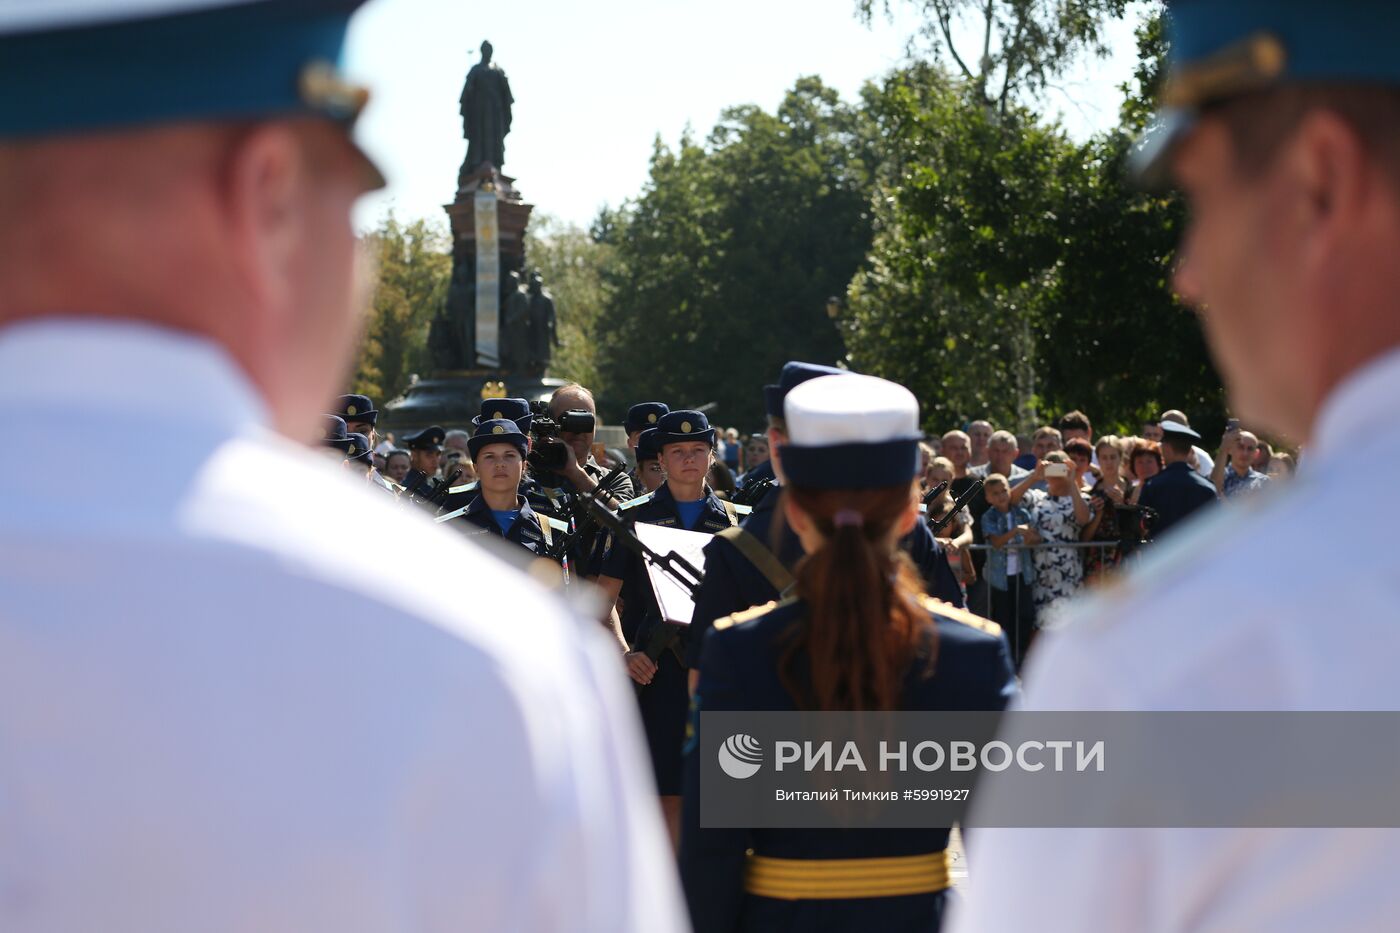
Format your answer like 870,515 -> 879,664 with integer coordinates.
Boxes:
596,409 -> 740,846
680,374 -> 1018,933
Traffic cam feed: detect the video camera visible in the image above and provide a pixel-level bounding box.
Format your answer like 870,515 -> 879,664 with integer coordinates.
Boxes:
527,400 -> 596,472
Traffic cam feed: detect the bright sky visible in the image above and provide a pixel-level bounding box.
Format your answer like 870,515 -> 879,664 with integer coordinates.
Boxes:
345,0 -> 1151,232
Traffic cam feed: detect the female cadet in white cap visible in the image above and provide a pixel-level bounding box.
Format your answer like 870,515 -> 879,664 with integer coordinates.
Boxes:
679,373 -> 1018,933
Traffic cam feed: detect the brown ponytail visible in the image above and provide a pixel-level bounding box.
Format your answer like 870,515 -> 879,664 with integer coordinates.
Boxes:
779,482 -> 932,711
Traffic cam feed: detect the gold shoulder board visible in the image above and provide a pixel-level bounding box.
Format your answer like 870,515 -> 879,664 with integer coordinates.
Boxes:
713,595 -> 799,631
918,595 -> 1003,637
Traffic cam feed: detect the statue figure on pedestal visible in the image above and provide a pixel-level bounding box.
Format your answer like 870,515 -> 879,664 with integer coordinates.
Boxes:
527,270 -> 558,373
459,40 -> 513,178
501,269 -> 531,371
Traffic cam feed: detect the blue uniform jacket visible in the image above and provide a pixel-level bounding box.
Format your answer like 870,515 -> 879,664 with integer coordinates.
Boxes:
1137,461 -> 1218,539
680,597 -> 1018,933
685,483 -> 965,668
600,482 -> 737,794
453,493 -> 557,559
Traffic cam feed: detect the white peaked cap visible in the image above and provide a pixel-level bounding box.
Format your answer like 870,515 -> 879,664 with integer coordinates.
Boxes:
785,374 -> 920,446
781,374 -> 923,488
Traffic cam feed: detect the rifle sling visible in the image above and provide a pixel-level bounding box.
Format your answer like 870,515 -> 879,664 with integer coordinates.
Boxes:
716,525 -> 795,594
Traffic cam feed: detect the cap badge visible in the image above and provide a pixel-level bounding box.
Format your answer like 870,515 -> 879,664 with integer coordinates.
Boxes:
347,405 -> 358,416
648,412 -> 658,423
493,425 -> 506,435
681,421 -> 693,433
299,61 -> 370,121
493,411 -> 504,419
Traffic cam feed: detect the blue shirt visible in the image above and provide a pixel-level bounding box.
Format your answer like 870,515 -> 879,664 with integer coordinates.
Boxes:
1223,466 -> 1270,499
674,498 -> 706,530
490,509 -> 520,535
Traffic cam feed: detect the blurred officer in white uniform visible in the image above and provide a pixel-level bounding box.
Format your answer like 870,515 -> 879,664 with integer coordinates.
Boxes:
952,2 -> 1400,931
0,3 -> 685,932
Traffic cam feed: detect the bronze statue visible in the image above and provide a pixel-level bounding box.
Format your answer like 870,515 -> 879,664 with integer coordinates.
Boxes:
501,269 -> 531,371
527,270 -> 558,372
459,40 -> 513,174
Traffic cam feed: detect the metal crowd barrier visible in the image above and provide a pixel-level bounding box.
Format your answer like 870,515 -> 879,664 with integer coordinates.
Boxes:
946,541 -> 1125,667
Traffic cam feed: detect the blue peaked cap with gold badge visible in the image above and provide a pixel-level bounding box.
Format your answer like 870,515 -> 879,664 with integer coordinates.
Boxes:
1134,0 -> 1400,187
653,410 -> 715,449
0,0 -> 382,187
467,418 -> 529,459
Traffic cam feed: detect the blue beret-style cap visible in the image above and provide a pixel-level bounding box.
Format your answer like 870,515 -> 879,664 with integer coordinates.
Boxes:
634,427 -> 662,463
0,0 -> 382,186
763,361 -> 849,418
625,401 -> 670,435
473,397 -> 533,432
654,410 -> 715,448
468,418 -> 529,459
346,431 -> 372,463
405,425 -> 445,451
1134,0 -> 1400,186
322,413 -> 348,442
336,393 -> 377,425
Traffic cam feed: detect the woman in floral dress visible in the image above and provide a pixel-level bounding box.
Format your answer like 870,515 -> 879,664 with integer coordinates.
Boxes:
1008,451 -> 1091,625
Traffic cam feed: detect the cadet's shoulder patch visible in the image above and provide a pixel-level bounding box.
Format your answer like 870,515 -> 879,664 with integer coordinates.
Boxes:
618,491 -> 655,511
918,595 -> 1002,637
712,595 -> 797,631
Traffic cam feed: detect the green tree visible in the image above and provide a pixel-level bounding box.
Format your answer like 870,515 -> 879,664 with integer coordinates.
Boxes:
846,4 -> 1222,435
523,213 -> 616,392
846,62 -> 1076,429
595,77 -> 873,427
351,214 -> 450,405
857,0 -> 1128,114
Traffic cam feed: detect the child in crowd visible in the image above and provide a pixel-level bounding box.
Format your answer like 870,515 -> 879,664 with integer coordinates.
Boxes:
980,474 -> 1037,668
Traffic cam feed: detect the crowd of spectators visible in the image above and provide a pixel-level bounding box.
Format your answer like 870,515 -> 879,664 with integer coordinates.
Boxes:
915,408 -> 1297,662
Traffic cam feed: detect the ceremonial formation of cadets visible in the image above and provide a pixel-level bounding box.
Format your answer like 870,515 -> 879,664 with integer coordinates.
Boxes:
323,358 -> 1012,930
9,1 -> 1400,931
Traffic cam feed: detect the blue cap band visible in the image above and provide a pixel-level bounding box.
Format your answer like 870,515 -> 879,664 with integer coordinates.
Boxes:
781,439 -> 921,490
0,1 -> 365,138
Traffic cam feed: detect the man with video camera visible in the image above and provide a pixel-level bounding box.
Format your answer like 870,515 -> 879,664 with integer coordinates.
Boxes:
528,384 -> 635,573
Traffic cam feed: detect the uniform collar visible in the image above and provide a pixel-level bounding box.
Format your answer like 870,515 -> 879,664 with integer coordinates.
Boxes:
466,492 -> 529,519
0,317 -> 270,434
1310,345 -> 1400,469
655,481 -> 727,523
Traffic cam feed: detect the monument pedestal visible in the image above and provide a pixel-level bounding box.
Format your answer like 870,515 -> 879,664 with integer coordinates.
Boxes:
382,164 -> 548,434
380,371 -> 568,438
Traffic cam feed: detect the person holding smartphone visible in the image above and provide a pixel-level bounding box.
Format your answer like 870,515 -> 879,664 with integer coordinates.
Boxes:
1008,451 -> 1091,627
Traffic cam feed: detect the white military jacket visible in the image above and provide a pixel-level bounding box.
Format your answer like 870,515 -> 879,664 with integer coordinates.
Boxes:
0,320 -> 687,933
951,347 -> 1400,932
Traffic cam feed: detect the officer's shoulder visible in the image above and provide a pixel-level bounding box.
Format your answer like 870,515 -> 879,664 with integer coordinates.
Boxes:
618,490 -> 655,512
713,595 -> 798,633
918,594 -> 1002,640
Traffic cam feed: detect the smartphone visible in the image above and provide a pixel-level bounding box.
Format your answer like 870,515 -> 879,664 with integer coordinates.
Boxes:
1045,463 -> 1070,478
1225,418 -> 1240,433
